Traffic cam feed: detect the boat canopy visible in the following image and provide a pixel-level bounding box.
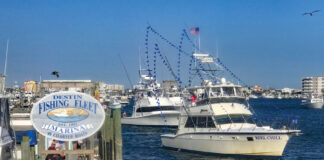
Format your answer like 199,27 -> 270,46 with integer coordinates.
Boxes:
187,84 -> 246,101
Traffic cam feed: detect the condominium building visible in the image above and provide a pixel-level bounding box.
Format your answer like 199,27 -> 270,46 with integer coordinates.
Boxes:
302,77 -> 324,94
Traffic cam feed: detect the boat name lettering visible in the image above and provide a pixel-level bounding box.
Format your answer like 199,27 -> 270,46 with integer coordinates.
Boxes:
254,135 -> 281,140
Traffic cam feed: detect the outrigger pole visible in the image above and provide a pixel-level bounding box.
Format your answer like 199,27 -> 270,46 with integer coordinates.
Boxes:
4,39 -> 9,76
118,54 -> 133,87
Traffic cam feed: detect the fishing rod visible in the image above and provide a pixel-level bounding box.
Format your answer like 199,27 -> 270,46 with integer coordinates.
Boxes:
118,54 -> 133,88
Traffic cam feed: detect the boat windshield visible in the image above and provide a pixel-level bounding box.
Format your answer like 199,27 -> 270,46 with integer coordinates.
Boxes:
207,87 -> 245,98
210,87 -> 221,97
215,115 -> 252,125
222,87 -> 235,96
235,87 -> 244,97
136,90 -> 158,98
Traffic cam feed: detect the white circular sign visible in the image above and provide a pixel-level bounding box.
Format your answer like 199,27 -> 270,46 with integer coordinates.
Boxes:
30,91 -> 105,141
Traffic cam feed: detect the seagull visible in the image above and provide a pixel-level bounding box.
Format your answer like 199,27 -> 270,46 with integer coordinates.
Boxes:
303,10 -> 320,16
51,71 -> 59,78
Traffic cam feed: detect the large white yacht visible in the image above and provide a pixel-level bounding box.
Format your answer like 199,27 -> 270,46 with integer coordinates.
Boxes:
161,79 -> 300,156
301,93 -> 324,109
121,74 -> 183,126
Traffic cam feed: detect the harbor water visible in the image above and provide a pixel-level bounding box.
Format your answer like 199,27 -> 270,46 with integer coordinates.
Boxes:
122,98 -> 324,160
14,99 -> 324,159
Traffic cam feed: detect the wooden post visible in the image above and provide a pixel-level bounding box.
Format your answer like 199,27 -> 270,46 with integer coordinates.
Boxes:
90,135 -> 95,149
100,114 -> 106,160
30,145 -> 36,160
65,142 -> 69,160
113,108 -> 122,160
100,106 -> 123,160
37,133 -> 45,160
109,109 -> 114,160
98,131 -> 103,158
104,110 -> 113,160
21,136 -> 30,160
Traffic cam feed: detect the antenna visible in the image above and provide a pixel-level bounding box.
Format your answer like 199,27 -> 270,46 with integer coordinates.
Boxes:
139,47 -> 142,76
216,45 -> 219,59
4,39 -> 9,76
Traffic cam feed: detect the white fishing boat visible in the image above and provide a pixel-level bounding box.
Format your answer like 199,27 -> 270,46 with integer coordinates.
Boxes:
10,113 -> 33,131
161,78 -> 300,156
301,93 -> 324,109
121,74 -> 182,126
249,94 -> 258,99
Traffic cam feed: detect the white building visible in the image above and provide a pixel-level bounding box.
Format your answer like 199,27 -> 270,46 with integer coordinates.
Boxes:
302,77 -> 324,94
98,82 -> 124,92
281,88 -> 294,94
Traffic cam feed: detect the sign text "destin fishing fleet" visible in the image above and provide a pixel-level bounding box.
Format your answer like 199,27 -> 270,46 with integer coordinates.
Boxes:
38,95 -> 98,115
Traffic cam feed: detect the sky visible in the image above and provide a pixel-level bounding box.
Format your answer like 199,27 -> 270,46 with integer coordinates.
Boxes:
0,0 -> 324,89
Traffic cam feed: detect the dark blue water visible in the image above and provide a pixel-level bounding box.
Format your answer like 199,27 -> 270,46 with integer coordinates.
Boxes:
122,99 -> 324,160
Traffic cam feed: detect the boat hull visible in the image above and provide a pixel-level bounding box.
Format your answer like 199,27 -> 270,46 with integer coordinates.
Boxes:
10,113 -> 33,131
161,133 -> 292,156
305,102 -> 324,109
121,111 -> 179,126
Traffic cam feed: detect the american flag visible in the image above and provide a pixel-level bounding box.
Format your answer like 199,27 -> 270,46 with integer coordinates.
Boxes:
190,27 -> 199,35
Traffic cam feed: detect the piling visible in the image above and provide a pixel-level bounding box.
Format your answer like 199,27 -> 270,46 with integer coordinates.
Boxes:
30,145 -> 36,160
113,108 -> 122,160
99,106 -> 122,160
21,136 -> 30,160
37,133 -> 45,160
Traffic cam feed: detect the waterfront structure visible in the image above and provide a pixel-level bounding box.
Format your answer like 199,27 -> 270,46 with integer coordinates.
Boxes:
23,81 -> 37,93
302,77 -> 324,94
40,80 -> 96,92
0,75 -> 5,94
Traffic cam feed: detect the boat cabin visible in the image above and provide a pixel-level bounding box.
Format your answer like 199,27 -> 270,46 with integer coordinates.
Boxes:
187,82 -> 247,106
179,80 -> 254,131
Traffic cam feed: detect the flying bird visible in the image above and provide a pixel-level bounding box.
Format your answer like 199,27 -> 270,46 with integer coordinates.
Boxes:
51,71 -> 59,78
303,10 -> 320,16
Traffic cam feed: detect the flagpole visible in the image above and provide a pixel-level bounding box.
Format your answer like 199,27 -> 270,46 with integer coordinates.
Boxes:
198,34 -> 200,52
